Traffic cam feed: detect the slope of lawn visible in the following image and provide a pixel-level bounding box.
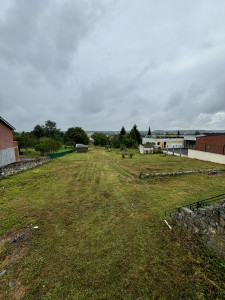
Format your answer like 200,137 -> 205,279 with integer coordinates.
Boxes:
0,149 -> 225,299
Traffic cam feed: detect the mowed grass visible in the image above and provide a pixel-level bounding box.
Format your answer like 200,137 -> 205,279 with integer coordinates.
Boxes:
0,149 -> 225,299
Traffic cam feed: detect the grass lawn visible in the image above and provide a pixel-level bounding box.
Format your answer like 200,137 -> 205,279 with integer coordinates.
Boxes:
0,149 -> 225,299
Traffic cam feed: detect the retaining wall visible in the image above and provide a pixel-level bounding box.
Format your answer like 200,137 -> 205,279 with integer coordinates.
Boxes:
188,149 -> 225,164
0,157 -> 50,179
139,169 -> 225,179
173,200 -> 225,259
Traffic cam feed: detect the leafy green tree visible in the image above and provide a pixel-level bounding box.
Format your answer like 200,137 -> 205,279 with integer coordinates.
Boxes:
20,132 -> 38,149
92,132 -> 109,146
64,127 -> 89,147
147,127 -> 151,136
195,130 -> 200,135
110,135 -> 120,148
122,135 -> 137,148
35,138 -> 62,155
45,120 -> 57,138
177,130 -> 180,136
32,124 -> 46,139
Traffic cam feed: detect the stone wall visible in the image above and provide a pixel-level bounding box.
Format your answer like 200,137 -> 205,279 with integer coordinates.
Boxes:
0,157 -> 50,179
139,169 -> 225,179
173,200 -> 225,259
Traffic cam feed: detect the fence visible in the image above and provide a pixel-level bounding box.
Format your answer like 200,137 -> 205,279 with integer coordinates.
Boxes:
165,193 -> 225,217
47,148 -> 76,159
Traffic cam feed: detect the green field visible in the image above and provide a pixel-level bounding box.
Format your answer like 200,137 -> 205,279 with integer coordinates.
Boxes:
0,149 -> 225,299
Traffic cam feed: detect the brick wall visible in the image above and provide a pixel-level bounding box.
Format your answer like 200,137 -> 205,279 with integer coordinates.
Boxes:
196,136 -> 225,155
0,121 -> 14,150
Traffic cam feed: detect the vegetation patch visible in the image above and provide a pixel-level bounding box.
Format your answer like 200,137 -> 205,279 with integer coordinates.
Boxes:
0,149 -> 225,299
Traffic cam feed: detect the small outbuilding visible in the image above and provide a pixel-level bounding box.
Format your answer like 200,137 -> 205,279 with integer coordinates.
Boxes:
76,144 -> 88,153
0,116 -> 20,167
139,144 -> 154,154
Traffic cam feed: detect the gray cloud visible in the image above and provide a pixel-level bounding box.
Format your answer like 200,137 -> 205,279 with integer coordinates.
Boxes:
1,0 -> 225,131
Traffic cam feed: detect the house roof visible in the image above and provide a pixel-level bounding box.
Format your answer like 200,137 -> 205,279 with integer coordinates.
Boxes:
76,144 -> 88,148
0,116 -> 15,130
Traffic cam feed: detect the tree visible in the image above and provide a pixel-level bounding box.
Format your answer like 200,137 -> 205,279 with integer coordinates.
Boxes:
35,138 -> 62,155
177,130 -> 180,136
147,127 -> 151,136
45,120 -> 57,138
120,126 -> 126,136
64,127 -> 89,147
129,124 -> 141,145
32,124 -> 46,139
110,135 -> 120,148
122,135 -> 137,148
19,132 -> 38,149
92,132 -> 109,147
194,130 -> 200,135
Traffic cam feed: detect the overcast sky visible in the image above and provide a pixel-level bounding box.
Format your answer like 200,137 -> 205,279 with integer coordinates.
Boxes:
1,0 -> 225,132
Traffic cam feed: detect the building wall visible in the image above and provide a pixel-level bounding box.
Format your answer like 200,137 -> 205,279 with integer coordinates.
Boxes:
142,137 -> 184,149
0,121 -> 20,166
188,149 -> 225,164
196,136 -> 225,155
77,148 -> 88,153
139,145 -> 153,154
0,147 -> 16,167
0,121 -> 14,150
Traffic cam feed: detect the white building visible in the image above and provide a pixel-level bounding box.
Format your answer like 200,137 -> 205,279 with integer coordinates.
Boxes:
142,136 -> 185,149
139,144 -> 154,154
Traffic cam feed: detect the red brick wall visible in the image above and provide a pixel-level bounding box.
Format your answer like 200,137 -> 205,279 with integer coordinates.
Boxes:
0,121 -> 14,150
196,136 -> 225,155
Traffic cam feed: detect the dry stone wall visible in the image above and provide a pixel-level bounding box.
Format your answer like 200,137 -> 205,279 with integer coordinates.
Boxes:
0,157 -> 50,179
140,169 -> 225,179
173,200 -> 225,259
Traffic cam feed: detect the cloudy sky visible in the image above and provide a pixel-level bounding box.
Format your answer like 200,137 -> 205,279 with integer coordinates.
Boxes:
1,0 -> 225,132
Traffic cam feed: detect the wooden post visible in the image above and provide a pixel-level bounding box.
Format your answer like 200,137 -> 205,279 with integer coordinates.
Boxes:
167,145 -> 168,154
180,147 -> 181,156
173,146 -> 174,155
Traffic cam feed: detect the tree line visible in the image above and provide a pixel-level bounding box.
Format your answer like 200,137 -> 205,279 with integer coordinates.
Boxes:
13,120 -> 89,155
13,121 -> 148,155
92,124 -> 143,149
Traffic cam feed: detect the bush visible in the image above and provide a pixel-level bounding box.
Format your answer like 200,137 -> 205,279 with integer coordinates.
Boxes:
35,138 -> 62,155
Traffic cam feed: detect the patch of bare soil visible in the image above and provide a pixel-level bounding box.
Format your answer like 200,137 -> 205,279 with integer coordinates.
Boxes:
0,228 -> 31,299
102,192 -> 111,198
